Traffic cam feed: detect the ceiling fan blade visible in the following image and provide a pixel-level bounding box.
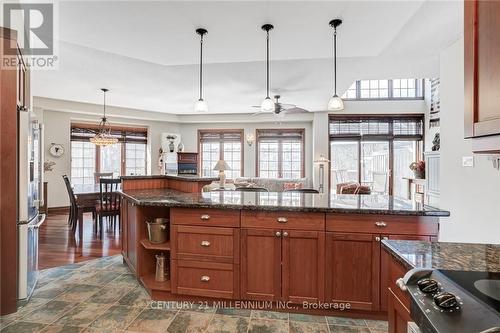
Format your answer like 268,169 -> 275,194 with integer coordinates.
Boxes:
283,107 -> 309,114
251,111 -> 273,116
252,106 -> 261,108
279,103 -> 297,109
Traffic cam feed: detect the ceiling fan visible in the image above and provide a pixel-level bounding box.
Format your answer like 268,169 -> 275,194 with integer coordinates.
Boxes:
252,95 -> 309,116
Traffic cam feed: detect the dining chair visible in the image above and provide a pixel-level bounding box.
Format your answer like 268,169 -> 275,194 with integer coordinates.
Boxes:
62,175 -> 97,234
284,188 -> 320,193
371,171 -> 389,194
96,178 -> 121,239
62,175 -> 77,230
235,187 -> 269,192
94,172 -> 113,184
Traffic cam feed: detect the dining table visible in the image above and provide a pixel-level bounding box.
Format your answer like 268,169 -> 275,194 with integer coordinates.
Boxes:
72,183 -> 121,242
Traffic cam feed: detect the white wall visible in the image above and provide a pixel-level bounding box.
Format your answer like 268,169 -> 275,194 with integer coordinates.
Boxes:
438,38 -> 500,244
43,110 -> 180,208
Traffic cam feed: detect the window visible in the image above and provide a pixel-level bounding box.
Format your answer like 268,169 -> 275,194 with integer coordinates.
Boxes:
257,129 -> 305,179
70,141 -> 96,186
199,130 -> 243,179
342,79 -> 424,100
329,115 -> 423,196
70,124 -> 148,185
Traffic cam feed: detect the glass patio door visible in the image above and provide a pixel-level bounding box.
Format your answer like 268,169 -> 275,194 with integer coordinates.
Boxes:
361,141 -> 390,194
330,141 -> 359,193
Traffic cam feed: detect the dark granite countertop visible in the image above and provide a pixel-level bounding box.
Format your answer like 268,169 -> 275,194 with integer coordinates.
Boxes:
382,240 -> 500,272
118,188 -> 450,216
120,175 -> 218,182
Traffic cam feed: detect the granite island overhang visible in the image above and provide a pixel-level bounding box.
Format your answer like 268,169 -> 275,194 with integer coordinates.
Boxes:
117,180 -> 450,320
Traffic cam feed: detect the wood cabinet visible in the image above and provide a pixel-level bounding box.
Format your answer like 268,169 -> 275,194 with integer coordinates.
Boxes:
326,233 -> 380,311
465,0 -> 500,152
241,228 -> 325,303
1,28 -> 29,315
240,228 -> 282,301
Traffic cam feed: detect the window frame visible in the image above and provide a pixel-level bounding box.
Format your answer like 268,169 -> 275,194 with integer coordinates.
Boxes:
198,129 -> 244,178
342,79 -> 425,101
256,128 -> 305,179
70,123 -> 148,183
328,114 -> 424,195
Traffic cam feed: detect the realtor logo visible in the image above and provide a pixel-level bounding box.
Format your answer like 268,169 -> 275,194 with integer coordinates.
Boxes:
4,3 -> 54,55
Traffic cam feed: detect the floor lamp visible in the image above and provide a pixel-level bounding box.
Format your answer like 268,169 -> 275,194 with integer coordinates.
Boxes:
315,155 -> 330,193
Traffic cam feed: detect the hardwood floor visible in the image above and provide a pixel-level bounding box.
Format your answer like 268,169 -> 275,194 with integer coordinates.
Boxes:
38,212 -> 121,269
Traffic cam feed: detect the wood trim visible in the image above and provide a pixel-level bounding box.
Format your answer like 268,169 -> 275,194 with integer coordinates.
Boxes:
47,206 -> 70,214
0,27 -> 17,40
71,122 -> 148,134
198,129 -> 244,177
464,0 -> 478,138
255,128 -> 306,178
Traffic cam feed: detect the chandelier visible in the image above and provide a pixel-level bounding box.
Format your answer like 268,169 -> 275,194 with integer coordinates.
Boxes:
90,88 -> 118,146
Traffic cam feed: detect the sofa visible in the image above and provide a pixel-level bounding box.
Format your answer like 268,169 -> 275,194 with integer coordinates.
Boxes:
234,177 -> 312,192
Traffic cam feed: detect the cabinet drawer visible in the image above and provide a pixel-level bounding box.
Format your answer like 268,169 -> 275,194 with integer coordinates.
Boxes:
171,225 -> 239,263
172,260 -> 239,299
326,214 -> 438,236
171,208 -> 240,227
241,211 -> 325,231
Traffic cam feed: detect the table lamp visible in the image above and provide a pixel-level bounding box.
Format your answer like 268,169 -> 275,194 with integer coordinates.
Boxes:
314,154 -> 330,193
213,160 -> 231,188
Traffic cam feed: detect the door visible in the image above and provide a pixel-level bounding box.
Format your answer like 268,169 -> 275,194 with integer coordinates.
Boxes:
240,228 -> 281,301
330,141 -> 359,193
282,230 -> 325,303
380,234 -> 431,311
326,232 -> 380,311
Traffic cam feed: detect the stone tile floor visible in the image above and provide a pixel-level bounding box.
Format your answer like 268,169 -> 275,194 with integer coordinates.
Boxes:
1,256 -> 388,333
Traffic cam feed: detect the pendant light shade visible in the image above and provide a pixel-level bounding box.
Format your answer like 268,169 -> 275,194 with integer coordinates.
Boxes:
261,24 -> 275,112
328,19 -> 344,111
328,95 -> 344,111
195,28 -> 208,112
90,88 -> 118,146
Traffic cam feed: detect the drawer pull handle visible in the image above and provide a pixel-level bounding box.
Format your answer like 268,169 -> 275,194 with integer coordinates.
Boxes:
201,275 -> 210,282
374,221 -> 387,227
277,217 -> 288,223
282,231 -> 289,238
382,236 -> 389,240
275,231 -> 282,237
200,214 -> 210,221
201,241 -> 210,247
396,278 -> 407,291
375,236 -> 381,242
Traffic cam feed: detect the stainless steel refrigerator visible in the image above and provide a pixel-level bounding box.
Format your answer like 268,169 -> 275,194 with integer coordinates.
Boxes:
17,108 -> 45,304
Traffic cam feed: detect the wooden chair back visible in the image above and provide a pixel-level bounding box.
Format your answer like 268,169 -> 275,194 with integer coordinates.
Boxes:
98,178 -> 121,214
94,172 -> 113,184
62,175 -> 77,207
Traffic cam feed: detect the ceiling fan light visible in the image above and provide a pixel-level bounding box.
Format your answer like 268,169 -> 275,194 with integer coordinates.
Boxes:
327,95 -> 344,111
194,99 -> 208,112
261,97 -> 275,112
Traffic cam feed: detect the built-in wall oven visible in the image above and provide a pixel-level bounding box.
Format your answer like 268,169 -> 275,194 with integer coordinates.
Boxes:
17,108 -> 45,304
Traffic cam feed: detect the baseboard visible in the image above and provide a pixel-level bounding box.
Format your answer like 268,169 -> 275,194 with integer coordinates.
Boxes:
47,206 -> 70,214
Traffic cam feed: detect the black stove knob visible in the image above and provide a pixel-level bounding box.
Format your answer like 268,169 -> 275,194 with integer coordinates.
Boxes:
417,278 -> 439,294
433,292 -> 458,309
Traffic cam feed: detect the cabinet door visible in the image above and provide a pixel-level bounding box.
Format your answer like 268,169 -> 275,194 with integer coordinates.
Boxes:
380,234 -> 430,311
465,0 -> 500,138
240,228 -> 281,301
388,288 -> 411,333
282,230 -> 325,303
326,232 -> 380,311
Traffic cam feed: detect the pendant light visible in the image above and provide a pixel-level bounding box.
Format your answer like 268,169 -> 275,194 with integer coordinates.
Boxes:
328,19 -> 344,111
261,24 -> 275,112
90,88 -> 118,146
194,28 -> 208,112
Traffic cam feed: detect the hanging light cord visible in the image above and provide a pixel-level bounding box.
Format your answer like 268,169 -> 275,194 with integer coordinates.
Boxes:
102,90 -> 107,120
266,29 -> 270,99
333,26 -> 337,96
199,33 -> 204,100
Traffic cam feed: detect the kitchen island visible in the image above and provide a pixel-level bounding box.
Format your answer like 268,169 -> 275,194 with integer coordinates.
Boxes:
119,178 -> 449,319
381,240 -> 500,332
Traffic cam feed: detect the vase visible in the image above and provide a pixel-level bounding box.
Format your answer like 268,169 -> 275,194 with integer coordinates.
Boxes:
414,170 -> 425,179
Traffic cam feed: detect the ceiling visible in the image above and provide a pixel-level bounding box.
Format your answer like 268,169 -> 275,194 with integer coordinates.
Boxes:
32,0 -> 463,115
